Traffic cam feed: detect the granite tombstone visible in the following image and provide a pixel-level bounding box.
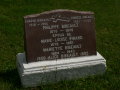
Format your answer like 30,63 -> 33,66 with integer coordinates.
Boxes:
24,10 -> 96,63
16,9 -> 106,87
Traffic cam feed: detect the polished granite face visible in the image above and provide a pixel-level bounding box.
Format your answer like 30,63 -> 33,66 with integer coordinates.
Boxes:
24,9 -> 96,63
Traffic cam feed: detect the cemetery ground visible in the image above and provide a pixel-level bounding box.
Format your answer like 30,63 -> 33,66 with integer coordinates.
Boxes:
0,0 -> 120,90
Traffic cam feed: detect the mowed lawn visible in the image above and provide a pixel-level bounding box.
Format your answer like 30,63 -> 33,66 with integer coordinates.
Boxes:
0,0 -> 120,90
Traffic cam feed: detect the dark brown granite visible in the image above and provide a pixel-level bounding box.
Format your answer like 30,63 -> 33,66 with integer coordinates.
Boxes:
24,9 -> 96,63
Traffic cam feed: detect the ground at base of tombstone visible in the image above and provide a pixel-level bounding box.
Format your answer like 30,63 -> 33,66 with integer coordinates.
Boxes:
16,52 -> 106,87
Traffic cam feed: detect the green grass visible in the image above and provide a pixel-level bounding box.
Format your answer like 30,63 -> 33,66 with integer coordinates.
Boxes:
0,0 -> 120,89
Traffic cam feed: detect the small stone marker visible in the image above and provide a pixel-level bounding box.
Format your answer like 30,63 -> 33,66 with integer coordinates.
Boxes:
24,10 -> 96,63
16,9 -> 106,87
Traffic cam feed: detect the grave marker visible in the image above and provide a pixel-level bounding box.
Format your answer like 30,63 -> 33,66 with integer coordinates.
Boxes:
24,10 -> 96,62
16,10 -> 106,87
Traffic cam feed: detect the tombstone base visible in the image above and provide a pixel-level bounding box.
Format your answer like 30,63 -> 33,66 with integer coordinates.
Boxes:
16,52 -> 106,87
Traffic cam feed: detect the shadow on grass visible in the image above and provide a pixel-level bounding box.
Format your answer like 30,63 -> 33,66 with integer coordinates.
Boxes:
0,68 -> 78,90
0,68 -> 22,88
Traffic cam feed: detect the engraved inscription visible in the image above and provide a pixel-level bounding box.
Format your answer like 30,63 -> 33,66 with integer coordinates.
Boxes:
24,10 -> 96,62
